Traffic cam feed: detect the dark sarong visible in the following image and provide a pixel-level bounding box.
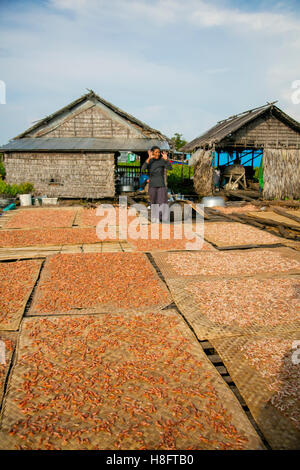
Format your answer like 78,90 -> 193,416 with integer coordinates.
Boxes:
148,186 -> 169,222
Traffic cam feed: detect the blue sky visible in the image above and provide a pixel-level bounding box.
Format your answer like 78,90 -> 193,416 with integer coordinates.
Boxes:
0,0 -> 300,145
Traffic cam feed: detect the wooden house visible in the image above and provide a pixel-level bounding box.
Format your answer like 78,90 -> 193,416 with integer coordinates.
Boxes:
182,102 -> 300,199
0,90 -> 169,198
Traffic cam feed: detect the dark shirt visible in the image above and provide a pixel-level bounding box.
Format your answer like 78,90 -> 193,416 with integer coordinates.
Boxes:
141,157 -> 172,188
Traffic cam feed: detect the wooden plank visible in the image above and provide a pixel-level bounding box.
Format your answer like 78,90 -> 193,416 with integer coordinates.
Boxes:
185,200 -> 208,220
206,208 -> 267,230
226,191 -> 261,205
267,200 -> 300,208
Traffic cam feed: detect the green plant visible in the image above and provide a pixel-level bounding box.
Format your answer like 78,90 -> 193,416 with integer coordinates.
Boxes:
253,167 -> 259,182
6,184 -> 16,196
171,133 -> 187,151
0,180 -> 34,197
17,182 -> 34,195
168,164 -> 193,179
0,179 -> 8,195
117,161 -> 141,167
167,164 -> 194,194
0,154 -> 5,179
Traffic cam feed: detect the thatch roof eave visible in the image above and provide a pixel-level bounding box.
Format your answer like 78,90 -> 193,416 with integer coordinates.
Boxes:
182,101 -> 300,153
182,103 -> 275,152
13,90 -> 170,142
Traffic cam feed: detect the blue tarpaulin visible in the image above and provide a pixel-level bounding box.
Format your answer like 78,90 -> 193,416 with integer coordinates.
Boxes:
215,150 -> 263,167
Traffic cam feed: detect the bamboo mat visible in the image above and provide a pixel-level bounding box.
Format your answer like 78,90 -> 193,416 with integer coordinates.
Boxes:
126,225 -> 212,253
0,227 -> 126,248
81,241 -> 135,253
0,260 -> 42,330
126,241 -> 214,253
29,253 -> 172,316
74,207 -> 149,227
0,211 -> 15,230
0,312 -> 264,450
282,240 -> 300,251
211,332 -> 300,449
0,332 -> 17,408
285,210 -> 300,215
3,208 -> 78,230
203,222 -> 283,248
153,248 -> 300,281
0,240 -> 136,260
249,211 -> 300,229
0,247 -> 62,261
167,276 -> 300,340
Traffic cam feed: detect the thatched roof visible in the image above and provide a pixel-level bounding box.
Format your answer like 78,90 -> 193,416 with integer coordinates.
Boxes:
12,90 -> 170,142
182,102 -> 300,152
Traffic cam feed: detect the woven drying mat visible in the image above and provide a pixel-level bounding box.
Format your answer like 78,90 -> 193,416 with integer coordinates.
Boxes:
0,227 -> 126,248
0,245 -> 63,261
0,259 -> 42,330
203,222 -> 283,249
82,242 -> 132,253
126,224 -> 212,253
0,332 -> 17,408
75,207 -> 149,228
126,240 -> 214,253
211,332 -> 300,449
4,208 -> 78,230
0,211 -> 15,230
59,245 -> 83,253
249,211 -> 300,229
0,251 -> 60,261
0,245 -> 62,253
29,252 -> 172,316
282,240 -> 300,251
167,276 -> 300,340
152,248 -> 300,281
0,312 -> 264,450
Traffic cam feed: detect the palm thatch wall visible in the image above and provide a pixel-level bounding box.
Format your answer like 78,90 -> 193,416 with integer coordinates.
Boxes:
263,148 -> 300,200
191,149 -> 214,196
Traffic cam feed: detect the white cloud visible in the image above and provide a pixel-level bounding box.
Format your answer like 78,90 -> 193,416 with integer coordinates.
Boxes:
49,0 -> 182,24
48,0 -> 300,34
50,0 -> 94,10
1,0 -> 300,145
190,2 -> 300,33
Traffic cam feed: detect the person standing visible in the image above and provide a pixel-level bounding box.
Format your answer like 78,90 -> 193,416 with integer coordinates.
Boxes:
141,146 -> 172,222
